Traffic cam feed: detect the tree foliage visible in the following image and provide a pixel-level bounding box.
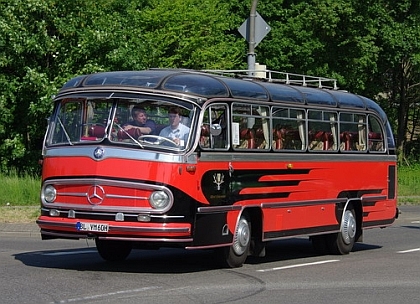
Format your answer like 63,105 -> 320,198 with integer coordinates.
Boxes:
1,0 -> 420,175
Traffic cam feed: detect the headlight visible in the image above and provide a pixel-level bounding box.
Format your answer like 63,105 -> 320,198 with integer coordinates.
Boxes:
149,190 -> 170,209
43,185 -> 57,203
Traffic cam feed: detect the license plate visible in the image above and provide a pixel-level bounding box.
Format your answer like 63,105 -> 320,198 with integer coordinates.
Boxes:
76,222 -> 109,232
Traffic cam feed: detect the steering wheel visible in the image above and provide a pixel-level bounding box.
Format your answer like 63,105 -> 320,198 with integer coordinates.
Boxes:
138,135 -> 178,147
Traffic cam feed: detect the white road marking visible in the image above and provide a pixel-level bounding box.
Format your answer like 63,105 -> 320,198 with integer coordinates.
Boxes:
397,248 -> 420,254
257,259 -> 340,272
51,287 -> 160,303
42,249 -> 97,256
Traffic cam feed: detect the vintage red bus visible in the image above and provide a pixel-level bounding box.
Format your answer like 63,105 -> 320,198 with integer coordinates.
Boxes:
37,69 -> 398,267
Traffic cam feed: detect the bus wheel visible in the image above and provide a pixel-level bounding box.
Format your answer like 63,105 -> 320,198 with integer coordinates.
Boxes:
328,206 -> 357,255
219,212 -> 251,268
95,239 -> 132,262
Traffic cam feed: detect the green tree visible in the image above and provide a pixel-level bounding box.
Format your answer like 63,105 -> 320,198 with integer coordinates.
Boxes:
0,0 -> 243,175
136,0 -> 243,69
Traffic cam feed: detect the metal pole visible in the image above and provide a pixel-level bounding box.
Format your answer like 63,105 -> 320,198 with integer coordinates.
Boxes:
247,0 -> 258,76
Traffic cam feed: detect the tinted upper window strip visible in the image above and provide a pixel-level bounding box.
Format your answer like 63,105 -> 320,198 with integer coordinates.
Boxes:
162,74 -> 228,97
297,86 -> 337,106
83,71 -> 175,88
222,78 -> 268,100
262,82 -> 305,103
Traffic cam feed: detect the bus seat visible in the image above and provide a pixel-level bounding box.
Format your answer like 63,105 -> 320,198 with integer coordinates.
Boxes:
88,125 -> 106,138
117,128 -> 142,140
240,128 -> 255,148
340,132 -> 351,150
254,127 -> 267,149
273,127 -> 286,149
340,132 -> 359,151
309,131 -> 331,150
368,132 -> 384,151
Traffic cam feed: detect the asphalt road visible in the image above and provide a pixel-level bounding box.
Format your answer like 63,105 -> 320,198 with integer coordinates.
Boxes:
1,205 -> 419,304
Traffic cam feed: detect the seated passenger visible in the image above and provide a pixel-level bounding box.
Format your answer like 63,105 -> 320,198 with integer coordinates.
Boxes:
123,106 -> 156,135
159,107 -> 190,146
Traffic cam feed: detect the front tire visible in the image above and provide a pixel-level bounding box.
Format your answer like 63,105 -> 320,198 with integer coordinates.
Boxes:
219,212 -> 251,268
95,239 -> 132,262
327,206 -> 357,254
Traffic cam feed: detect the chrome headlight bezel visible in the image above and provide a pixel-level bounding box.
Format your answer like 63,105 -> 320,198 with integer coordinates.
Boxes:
42,185 -> 57,203
149,190 -> 171,210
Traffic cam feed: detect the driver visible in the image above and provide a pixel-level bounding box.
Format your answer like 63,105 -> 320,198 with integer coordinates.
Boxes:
159,107 -> 190,145
123,106 -> 156,135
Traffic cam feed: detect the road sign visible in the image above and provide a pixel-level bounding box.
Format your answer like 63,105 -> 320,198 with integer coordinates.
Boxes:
238,12 -> 271,47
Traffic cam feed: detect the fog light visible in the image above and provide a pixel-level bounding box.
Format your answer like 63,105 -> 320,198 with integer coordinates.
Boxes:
137,214 -> 151,222
49,209 -> 60,217
115,212 -> 124,221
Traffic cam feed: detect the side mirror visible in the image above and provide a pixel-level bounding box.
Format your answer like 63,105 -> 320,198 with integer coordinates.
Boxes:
210,124 -> 222,136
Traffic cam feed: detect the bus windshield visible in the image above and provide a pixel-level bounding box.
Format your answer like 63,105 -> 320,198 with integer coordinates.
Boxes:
47,97 -> 195,151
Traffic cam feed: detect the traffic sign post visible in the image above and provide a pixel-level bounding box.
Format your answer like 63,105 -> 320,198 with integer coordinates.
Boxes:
238,1 -> 271,76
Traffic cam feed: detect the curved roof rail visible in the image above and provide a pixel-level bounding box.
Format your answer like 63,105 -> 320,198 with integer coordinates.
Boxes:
202,69 -> 338,90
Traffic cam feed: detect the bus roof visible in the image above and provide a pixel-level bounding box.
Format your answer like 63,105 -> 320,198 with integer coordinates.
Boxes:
60,69 -> 387,120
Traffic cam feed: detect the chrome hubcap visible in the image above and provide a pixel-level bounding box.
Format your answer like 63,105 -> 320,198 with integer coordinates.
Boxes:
232,217 -> 250,255
341,209 -> 356,245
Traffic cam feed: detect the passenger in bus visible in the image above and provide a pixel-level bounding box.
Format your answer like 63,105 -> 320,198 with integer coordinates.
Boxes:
123,106 -> 156,136
159,106 -> 190,146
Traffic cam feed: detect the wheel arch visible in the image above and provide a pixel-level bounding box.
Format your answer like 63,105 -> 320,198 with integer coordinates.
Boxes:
242,206 -> 264,257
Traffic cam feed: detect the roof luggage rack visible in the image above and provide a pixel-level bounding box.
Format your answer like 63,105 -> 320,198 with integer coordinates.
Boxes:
202,69 -> 338,90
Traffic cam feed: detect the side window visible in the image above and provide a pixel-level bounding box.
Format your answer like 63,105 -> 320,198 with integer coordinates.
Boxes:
84,100 -> 113,140
308,110 -> 338,151
339,113 -> 367,151
272,108 -> 305,151
368,115 -> 385,152
231,103 -> 270,150
51,101 -> 83,144
200,104 -> 228,150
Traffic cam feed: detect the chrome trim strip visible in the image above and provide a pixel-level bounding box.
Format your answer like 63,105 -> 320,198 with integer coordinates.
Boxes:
110,225 -> 190,233
44,146 -> 192,163
261,198 -> 346,209
196,198 -> 346,214
186,242 -> 233,250
197,205 -> 242,214
98,236 -> 193,243
198,151 -> 396,162
43,203 -> 158,214
361,195 -> 387,202
41,208 -> 185,219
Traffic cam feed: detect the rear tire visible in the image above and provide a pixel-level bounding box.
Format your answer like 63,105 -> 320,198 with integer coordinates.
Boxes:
219,212 -> 251,268
95,239 -> 132,262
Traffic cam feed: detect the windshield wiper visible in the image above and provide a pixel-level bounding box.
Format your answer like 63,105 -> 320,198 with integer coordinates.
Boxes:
57,116 -> 74,146
113,122 -> 144,148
